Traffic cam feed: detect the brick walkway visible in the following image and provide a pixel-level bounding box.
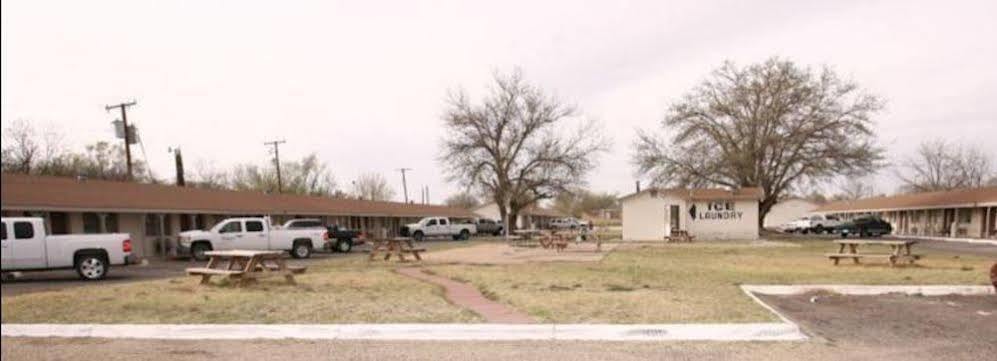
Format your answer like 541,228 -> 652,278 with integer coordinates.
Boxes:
395,267 -> 534,324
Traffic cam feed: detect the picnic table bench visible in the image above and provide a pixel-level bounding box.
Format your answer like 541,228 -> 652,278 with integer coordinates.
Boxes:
368,237 -> 425,262
666,230 -> 695,243
826,239 -> 922,267
186,250 -> 306,286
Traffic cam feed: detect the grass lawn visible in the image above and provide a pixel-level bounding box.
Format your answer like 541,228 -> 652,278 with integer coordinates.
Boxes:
1,254 -> 482,324
426,240 -> 993,323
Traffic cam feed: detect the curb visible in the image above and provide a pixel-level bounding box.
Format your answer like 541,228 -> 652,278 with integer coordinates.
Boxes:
0,323 -> 805,341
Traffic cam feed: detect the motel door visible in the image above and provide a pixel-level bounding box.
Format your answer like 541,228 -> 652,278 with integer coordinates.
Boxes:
668,205 -> 681,234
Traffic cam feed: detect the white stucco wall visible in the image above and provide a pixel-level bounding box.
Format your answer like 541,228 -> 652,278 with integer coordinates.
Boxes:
764,199 -> 819,228
472,203 -> 529,228
685,199 -> 759,240
622,192 -> 759,241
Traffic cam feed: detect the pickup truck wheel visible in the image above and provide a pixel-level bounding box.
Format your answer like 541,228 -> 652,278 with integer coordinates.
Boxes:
413,231 -> 425,242
335,239 -> 353,253
292,242 -> 312,259
76,255 -> 108,280
459,229 -> 470,241
191,243 -> 212,262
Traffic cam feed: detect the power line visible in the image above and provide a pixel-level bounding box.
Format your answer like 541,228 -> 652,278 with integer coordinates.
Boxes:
264,140 -> 287,193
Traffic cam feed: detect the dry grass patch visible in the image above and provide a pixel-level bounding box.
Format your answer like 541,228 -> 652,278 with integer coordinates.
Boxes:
2,256 -> 481,324
427,240 -> 992,323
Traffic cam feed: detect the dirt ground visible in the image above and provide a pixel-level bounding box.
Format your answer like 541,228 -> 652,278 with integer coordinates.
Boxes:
425,242 -> 617,265
759,292 -> 997,360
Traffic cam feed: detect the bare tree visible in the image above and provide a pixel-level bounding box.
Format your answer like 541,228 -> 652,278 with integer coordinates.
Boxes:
1,120 -> 40,173
553,188 -> 619,217
440,70 -> 610,230
834,177 -> 877,201
444,192 -> 480,209
189,160 -> 231,189
896,140 -> 994,193
230,153 -> 338,196
351,172 -> 395,201
633,58 -> 885,226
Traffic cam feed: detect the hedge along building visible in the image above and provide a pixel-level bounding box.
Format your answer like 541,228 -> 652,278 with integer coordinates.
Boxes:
0,174 -> 476,259
620,187 -> 763,241
814,186 -> 997,240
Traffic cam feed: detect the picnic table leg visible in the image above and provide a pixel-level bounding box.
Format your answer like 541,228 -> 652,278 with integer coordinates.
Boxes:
848,244 -> 860,264
200,274 -> 212,285
274,257 -> 296,285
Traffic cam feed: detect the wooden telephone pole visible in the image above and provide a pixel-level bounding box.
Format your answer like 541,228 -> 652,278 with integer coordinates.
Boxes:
105,100 -> 137,180
264,140 -> 287,193
397,168 -> 412,203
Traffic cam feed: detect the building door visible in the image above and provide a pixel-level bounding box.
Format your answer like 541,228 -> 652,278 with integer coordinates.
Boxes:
669,205 -> 681,234
942,209 -> 955,235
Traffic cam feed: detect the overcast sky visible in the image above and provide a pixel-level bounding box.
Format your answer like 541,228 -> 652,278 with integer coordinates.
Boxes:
3,0 -> 996,203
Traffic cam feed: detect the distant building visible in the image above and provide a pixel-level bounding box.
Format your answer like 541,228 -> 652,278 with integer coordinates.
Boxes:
1,174 -> 476,259
472,202 -> 565,229
815,186 -> 997,239
620,188 -> 763,241
764,198 -> 822,229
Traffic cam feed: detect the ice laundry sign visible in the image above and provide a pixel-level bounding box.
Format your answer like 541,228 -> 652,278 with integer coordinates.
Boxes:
689,201 -> 743,221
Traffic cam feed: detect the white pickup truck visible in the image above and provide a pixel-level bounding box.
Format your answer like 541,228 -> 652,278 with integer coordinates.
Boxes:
787,214 -> 842,234
400,217 -> 476,241
177,217 -> 327,261
1,217 -> 134,280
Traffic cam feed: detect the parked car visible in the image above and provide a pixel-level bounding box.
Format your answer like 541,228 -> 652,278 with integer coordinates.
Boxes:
788,214 -> 842,234
400,217 -> 476,241
178,217 -> 327,261
1,217 -> 134,280
837,216 -> 893,238
324,225 -> 365,253
281,219 -> 365,253
472,218 -> 504,236
550,217 -> 590,230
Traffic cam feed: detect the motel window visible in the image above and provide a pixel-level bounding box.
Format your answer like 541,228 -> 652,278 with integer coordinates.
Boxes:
1,223 -> 6,240
83,213 -> 102,234
13,222 -> 34,239
958,210 -> 972,224
49,212 -> 69,234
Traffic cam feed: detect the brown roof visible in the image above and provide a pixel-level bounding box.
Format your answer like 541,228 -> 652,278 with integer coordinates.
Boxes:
619,187 -> 764,202
816,186 -> 997,213
0,174 -> 476,218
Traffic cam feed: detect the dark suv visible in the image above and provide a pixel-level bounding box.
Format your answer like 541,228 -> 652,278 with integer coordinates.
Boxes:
837,216 -> 893,238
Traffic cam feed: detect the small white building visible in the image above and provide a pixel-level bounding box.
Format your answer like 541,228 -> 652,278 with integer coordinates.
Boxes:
472,202 -> 564,229
621,188 -> 763,241
763,198 -> 821,229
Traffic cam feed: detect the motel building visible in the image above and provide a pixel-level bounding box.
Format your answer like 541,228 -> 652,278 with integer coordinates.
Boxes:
814,186 -> 997,240
0,174 -> 477,260
620,187 -> 763,241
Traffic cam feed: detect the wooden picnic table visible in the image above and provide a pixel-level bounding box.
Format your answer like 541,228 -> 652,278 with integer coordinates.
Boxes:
186,250 -> 306,285
368,237 -> 425,262
827,239 -> 922,267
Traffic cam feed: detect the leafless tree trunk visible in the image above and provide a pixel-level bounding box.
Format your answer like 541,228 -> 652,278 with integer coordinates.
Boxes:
633,58 -> 885,227
440,69 -> 610,230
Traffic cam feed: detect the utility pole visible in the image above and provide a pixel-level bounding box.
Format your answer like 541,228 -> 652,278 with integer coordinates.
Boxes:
264,140 -> 287,193
169,147 -> 185,186
105,100 -> 137,180
397,168 -> 412,203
